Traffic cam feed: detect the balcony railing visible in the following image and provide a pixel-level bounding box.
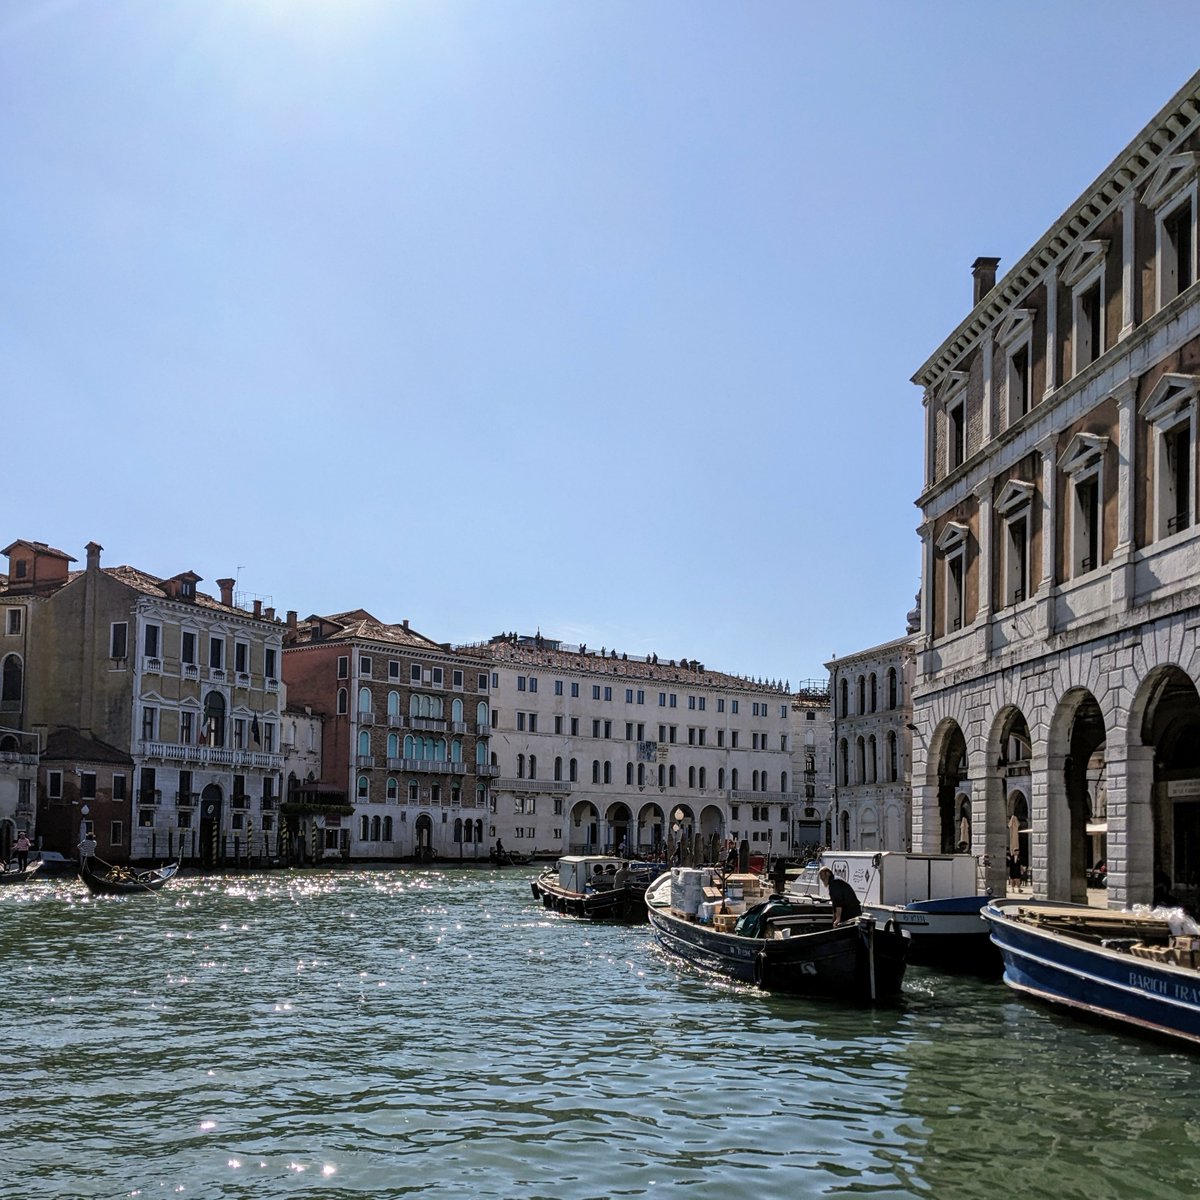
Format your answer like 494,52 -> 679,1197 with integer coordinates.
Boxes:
182,663 -> 200,680
143,656 -> 163,674
391,757 -> 467,775
209,667 -> 227,682
476,722 -> 491,736
0,750 -> 37,766
138,790 -> 162,806
236,672 -> 252,688
358,711 -> 376,726
139,740 -> 284,771
411,717 -> 447,732
387,712 -> 405,728
451,721 -> 468,734
476,763 -> 500,777
730,789 -> 800,803
497,778 -> 574,794
266,677 -> 280,693
356,755 -> 376,769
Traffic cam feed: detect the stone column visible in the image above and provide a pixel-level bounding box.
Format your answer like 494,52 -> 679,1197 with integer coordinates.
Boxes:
1108,742 -> 1155,909
1110,378 -> 1138,609
1044,265 -> 1058,394
1120,192 -> 1137,341
982,336 -> 995,444
983,768 -> 1009,898
918,522 -> 935,669
911,781 -> 939,854
975,481 -> 994,657
1037,434 -> 1058,638
1034,750 -> 1069,901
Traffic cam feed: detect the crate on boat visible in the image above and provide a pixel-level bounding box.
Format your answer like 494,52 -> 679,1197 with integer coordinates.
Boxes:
712,914 -> 737,933
1131,942 -> 1172,962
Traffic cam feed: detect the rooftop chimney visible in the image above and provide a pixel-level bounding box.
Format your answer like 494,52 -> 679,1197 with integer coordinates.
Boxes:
253,599 -> 262,618
216,577 -> 235,607
402,619 -> 409,630
85,541 -> 102,572
265,606 -> 276,621
972,257 -> 1001,306
286,610 -> 297,630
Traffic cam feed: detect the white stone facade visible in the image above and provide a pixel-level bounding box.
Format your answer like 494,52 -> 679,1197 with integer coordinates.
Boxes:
827,639 -> 916,853
911,71 -> 1200,910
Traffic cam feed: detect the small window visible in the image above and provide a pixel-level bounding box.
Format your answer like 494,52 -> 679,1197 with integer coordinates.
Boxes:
181,631 -> 196,665
6,608 -> 22,636
360,655 -> 372,677
338,656 -> 350,679
113,774 -> 126,800
209,637 -> 224,670
48,770 -> 63,800
80,771 -> 97,799
110,622 -> 128,659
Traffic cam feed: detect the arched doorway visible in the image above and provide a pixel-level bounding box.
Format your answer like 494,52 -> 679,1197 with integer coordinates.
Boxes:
414,814 -> 434,861
637,803 -> 664,856
570,801 -> 598,853
605,802 -> 632,854
1049,689 -> 1106,902
933,723 -> 968,853
199,783 -> 223,868
698,804 -> 725,863
1135,666 -> 1200,909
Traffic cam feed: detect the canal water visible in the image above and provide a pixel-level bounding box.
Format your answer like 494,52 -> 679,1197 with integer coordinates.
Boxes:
1,869 -> 1198,1199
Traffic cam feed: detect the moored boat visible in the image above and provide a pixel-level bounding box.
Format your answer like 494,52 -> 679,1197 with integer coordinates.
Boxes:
646,868 -> 908,1002
788,851 -> 997,973
79,859 -> 179,896
982,898 -> 1200,1047
532,855 -> 654,922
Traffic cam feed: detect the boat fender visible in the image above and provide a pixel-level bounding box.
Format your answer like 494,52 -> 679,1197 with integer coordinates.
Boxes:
753,952 -> 772,989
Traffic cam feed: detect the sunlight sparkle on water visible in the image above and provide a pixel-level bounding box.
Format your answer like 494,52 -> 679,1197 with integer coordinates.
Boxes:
199,1121 -> 216,1131
322,1164 -> 336,1177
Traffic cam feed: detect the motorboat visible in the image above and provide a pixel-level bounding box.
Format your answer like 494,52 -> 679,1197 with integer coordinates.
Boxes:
531,855 -> 654,922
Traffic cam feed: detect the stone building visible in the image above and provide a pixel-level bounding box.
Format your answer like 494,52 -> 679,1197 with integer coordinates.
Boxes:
8,539 -> 284,864
826,638 -> 916,852
458,634 -> 797,861
789,682 -> 834,855
281,610 -> 488,861
910,70 -> 1200,908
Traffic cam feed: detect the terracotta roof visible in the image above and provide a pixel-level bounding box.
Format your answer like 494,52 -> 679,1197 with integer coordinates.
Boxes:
42,727 -> 134,766
457,637 -> 790,695
1,539 -> 76,561
55,565 -> 270,621
289,609 -> 445,650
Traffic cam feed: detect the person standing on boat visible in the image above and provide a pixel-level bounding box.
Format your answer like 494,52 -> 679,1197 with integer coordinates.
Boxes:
819,867 -> 861,926
14,831 -> 31,871
78,832 -> 97,868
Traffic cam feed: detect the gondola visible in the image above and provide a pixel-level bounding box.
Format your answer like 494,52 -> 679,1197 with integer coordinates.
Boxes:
79,858 -> 179,896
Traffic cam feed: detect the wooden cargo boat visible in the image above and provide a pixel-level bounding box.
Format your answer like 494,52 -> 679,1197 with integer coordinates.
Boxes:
531,855 -> 653,922
646,869 -> 908,1002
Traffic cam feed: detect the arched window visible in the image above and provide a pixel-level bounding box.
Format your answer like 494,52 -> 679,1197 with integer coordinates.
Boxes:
731,768 -> 738,790
637,763 -> 645,786
839,738 -> 849,786
358,730 -> 370,757
404,734 -> 415,759
718,767 -> 725,789
476,741 -> 487,765
387,777 -> 398,801
887,731 -> 898,781
358,775 -> 369,800
839,678 -> 848,718
358,687 -> 371,713
463,820 -> 473,843
517,753 -> 525,779
454,818 -> 463,842
869,673 -> 877,713
409,694 -> 420,718
887,668 -> 898,709
452,698 -> 463,722
203,691 -> 226,748
383,816 -> 393,839
337,688 -> 348,715
370,815 -> 381,841
626,762 -> 634,785
856,736 -> 866,783
570,758 -> 578,782
477,701 -> 490,726
868,735 -> 877,783
592,760 -> 600,784
555,757 -> 563,782
688,766 -> 696,788
435,738 -> 447,761
451,739 -> 462,762
388,690 -> 401,716
780,771 -> 787,792
857,675 -> 866,714
387,733 -> 399,759
1,654 -> 22,705
668,764 -> 676,787
360,815 -> 369,839
529,754 -> 537,779
699,766 -> 706,789
603,761 -> 612,784
658,764 -> 666,787
752,770 -> 759,791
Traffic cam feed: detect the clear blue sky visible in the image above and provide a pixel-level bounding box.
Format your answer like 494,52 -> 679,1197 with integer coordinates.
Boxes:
4,3 -> 1198,685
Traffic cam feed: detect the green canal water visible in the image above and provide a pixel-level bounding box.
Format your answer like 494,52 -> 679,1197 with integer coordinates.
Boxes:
1,869 -> 1198,1199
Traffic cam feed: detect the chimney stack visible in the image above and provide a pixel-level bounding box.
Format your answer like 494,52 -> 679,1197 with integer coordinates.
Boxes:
265,606 -> 276,621
216,577 -> 235,607
253,599 -> 262,618
402,619 -> 410,630
972,257 -> 1001,306
286,610 -> 297,630
85,541 -> 102,572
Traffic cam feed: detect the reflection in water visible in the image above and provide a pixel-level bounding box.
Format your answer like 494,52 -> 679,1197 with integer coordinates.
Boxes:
0,871 -> 1198,1198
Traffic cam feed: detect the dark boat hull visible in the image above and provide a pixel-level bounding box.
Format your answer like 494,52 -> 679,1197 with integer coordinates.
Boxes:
79,860 -> 178,896
648,885 -> 907,1002
983,899 -> 1200,1047
534,872 -> 649,922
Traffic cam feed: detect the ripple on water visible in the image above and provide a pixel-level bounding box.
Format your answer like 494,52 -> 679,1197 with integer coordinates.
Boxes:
2,870 -> 1200,1198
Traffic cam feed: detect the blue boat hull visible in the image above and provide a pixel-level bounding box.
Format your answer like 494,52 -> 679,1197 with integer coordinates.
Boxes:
982,899 -> 1200,1047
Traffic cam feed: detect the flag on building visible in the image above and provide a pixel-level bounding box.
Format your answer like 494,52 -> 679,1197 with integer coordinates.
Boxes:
251,713 -> 261,746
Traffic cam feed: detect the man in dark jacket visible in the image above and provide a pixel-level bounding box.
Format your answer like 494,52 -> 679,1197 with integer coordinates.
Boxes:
819,867 -> 862,925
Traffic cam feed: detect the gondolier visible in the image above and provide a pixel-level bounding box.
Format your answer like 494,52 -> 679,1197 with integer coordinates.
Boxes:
819,867 -> 861,926
78,832 -> 97,868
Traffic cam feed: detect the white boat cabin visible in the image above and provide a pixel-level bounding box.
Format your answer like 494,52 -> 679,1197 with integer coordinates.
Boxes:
793,851 -> 982,906
556,855 -> 628,894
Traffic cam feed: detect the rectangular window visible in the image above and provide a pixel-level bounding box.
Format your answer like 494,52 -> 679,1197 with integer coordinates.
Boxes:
625,722 -> 634,740
1162,420 -> 1193,537
110,820 -> 124,845
431,667 -> 443,686
181,631 -> 196,665
209,637 -> 224,670
390,660 -> 401,680
237,642 -> 251,673
592,685 -> 601,700
141,706 -> 156,741
265,647 -> 277,679
636,722 -> 644,740
947,550 -> 965,630
1161,197 -> 1195,306
234,718 -> 246,748
80,771 -> 96,799
571,682 -> 579,698
731,700 -> 739,715
1075,280 -> 1103,370
518,676 -> 527,691
1004,514 -> 1029,605
144,624 -> 160,657
359,654 -> 372,677
625,688 -> 634,703
636,690 -> 645,705
669,694 -> 677,708
555,715 -> 564,735
492,672 -> 499,689
453,669 -> 463,689
1009,343 -> 1031,421
555,680 -> 564,696
717,730 -> 725,747
669,726 -> 677,744
411,664 -> 422,683
731,731 -> 739,749
592,719 -> 600,738
688,727 -> 696,745
688,696 -> 696,710
529,677 -> 537,693
48,770 -> 63,799
264,723 -> 275,752
517,712 -> 526,732
698,729 -> 706,746
480,673 -> 490,690
949,400 -> 966,469
6,608 -> 21,635
603,686 -> 612,702
339,656 -> 350,679
1072,475 -> 1100,577
603,719 -> 611,738
180,711 -> 194,744
717,698 -> 725,713
570,717 -> 579,736
110,622 -> 128,659
658,724 -> 666,742
113,773 -> 126,801
699,697 -> 706,711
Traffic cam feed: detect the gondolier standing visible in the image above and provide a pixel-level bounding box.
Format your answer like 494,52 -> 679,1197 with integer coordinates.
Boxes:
819,867 -> 861,926
78,831 -> 97,869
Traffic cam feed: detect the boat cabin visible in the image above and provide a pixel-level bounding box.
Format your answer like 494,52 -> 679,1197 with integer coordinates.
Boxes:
556,855 -> 628,895
797,851 -> 982,906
